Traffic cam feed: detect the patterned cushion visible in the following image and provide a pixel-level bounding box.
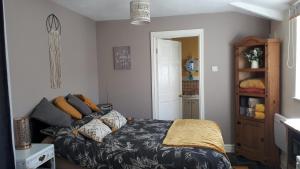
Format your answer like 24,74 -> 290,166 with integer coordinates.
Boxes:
78,119 -> 112,142
100,110 -> 127,130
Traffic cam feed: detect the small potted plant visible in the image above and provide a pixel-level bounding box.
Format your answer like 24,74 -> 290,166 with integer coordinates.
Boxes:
244,47 -> 263,69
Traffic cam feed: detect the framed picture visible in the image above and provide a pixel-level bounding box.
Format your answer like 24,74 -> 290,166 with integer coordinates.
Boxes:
113,46 -> 131,70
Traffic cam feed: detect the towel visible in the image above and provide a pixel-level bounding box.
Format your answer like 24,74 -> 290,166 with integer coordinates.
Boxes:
248,98 -> 263,108
254,112 -> 265,119
255,104 -> 265,112
239,88 -> 265,94
240,78 -> 265,89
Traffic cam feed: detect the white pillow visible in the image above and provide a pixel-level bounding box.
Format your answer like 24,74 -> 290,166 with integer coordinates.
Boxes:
78,119 -> 112,142
101,110 -> 127,130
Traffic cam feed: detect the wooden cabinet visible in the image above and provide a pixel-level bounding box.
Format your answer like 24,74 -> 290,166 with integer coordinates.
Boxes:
183,99 -> 192,118
234,37 -> 280,167
236,120 -> 265,161
183,98 -> 199,119
191,100 -> 199,119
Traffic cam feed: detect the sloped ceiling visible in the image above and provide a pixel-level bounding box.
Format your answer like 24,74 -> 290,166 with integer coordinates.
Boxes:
50,0 -> 291,21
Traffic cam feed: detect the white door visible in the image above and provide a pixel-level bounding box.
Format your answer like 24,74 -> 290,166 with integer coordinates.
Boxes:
157,39 -> 182,120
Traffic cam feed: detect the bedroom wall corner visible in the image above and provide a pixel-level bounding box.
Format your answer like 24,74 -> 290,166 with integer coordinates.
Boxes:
4,0 -> 99,118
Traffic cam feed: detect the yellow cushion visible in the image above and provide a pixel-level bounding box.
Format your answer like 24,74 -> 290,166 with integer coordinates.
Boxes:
254,112 -> 265,120
240,79 -> 265,89
76,94 -> 100,112
54,96 -> 82,119
255,104 -> 265,112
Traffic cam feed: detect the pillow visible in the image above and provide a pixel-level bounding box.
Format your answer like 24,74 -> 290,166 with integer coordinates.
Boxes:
66,94 -> 92,116
40,126 -> 61,137
76,94 -> 101,112
98,104 -> 113,115
40,126 -> 74,137
54,96 -> 82,120
100,110 -> 127,130
31,98 -> 72,127
78,119 -> 112,142
240,79 -> 265,89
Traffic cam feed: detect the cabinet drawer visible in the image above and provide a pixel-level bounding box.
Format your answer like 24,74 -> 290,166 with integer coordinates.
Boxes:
26,145 -> 54,168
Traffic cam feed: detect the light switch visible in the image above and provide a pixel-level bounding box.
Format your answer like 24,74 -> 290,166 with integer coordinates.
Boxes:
212,66 -> 219,72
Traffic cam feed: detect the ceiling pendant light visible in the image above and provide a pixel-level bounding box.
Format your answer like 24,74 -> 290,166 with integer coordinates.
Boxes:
130,0 -> 150,25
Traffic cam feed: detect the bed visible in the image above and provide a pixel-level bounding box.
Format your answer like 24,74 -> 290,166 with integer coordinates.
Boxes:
36,113 -> 231,169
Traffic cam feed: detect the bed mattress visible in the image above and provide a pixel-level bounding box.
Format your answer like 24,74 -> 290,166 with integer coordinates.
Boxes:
53,116 -> 231,169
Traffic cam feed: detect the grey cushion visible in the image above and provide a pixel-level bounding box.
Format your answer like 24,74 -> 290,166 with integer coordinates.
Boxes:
31,98 -> 72,127
66,94 -> 92,116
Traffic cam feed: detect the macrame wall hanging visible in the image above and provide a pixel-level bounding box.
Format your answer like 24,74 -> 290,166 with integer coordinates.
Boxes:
46,14 -> 62,89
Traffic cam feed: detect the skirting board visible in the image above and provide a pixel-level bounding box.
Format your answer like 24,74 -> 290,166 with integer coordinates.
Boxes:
225,144 -> 235,153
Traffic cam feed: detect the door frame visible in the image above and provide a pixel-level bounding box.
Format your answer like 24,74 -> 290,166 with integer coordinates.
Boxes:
151,29 -> 205,120
1,0 -> 16,168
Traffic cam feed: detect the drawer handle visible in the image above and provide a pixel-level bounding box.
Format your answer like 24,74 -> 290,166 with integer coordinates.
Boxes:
39,155 -> 46,162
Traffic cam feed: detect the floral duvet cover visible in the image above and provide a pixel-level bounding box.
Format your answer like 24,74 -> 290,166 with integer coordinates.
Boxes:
54,115 -> 231,169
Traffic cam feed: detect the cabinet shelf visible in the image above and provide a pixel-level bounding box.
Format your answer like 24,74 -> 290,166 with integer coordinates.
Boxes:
238,68 -> 266,72
238,92 -> 266,98
240,116 -> 265,123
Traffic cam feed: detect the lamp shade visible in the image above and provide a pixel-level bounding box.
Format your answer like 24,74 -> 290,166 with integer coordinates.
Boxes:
14,117 -> 31,150
130,0 -> 150,25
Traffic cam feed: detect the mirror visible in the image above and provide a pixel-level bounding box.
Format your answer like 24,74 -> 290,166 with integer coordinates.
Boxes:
185,58 -> 198,72
185,57 -> 198,80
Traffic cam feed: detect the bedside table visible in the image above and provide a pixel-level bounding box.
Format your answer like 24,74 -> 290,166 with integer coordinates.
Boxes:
16,144 -> 55,169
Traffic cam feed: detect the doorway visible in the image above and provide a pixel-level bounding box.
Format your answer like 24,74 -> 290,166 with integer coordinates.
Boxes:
151,29 -> 204,120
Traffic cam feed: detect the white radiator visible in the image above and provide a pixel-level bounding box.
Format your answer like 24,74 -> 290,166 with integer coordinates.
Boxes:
297,156 -> 300,169
274,113 -> 287,152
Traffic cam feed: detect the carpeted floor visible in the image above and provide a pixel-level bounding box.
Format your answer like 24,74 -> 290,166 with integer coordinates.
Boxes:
228,153 -> 271,169
233,167 -> 249,169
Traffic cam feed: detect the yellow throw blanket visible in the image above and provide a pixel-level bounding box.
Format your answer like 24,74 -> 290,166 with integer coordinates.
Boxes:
163,119 -> 225,154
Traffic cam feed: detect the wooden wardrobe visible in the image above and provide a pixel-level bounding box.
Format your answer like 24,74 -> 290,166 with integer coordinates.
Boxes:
234,36 -> 280,167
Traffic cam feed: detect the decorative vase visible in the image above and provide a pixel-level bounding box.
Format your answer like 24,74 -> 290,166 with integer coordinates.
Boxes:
188,72 -> 193,80
251,60 -> 259,69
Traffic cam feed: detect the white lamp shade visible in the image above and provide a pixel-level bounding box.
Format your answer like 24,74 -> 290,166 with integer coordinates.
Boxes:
130,0 -> 150,25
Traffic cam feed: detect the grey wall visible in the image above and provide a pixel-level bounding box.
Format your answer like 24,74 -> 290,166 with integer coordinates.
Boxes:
271,12 -> 300,169
271,12 -> 300,118
4,0 -> 99,118
97,12 -> 270,144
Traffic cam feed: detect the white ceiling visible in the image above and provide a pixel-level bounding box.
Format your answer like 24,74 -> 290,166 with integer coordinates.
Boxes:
50,0 -> 291,21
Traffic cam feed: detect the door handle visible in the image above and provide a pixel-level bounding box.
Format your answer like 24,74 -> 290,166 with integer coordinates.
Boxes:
179,94 -> 183,97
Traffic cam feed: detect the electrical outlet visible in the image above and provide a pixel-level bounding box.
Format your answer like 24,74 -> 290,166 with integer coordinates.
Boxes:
212,66 -> 219,72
